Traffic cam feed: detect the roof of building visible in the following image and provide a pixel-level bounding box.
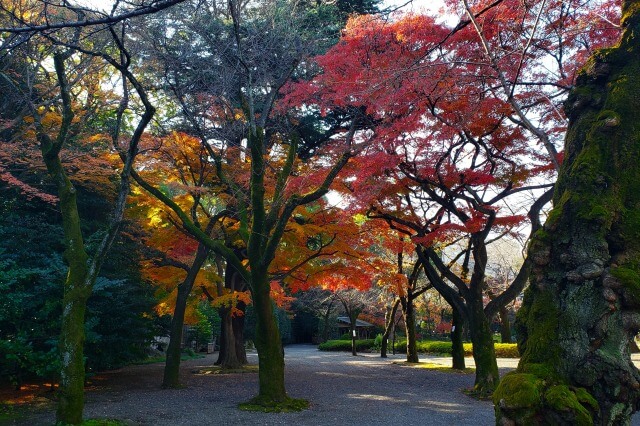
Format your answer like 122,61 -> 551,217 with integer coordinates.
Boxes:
336,316 -> 374,327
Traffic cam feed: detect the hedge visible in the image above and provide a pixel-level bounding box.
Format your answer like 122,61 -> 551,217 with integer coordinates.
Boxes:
317,339 -> 376,352
317,339 -> 519,358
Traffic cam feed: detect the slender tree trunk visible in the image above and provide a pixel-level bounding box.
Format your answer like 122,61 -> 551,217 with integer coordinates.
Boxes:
57,281 -> 90,425
381,299 -> 400,358
251,272 -> 287,403
451,306 -> 465,370
162,245 -> 209,388
350,320 -> 357,356
163,283 -> 189,388
215,308 -> 227,366
401,295 -> 419,363
468,297 -> 499,395
495,6 -> 640,423
52,165 -> 90,424
321,302 -> 334,343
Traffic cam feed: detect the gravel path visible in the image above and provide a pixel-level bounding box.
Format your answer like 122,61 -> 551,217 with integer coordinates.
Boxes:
13,345 -> 640,425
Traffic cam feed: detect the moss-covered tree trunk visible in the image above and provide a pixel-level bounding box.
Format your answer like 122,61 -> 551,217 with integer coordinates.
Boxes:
451,306 -> 466,370
468,296 -> 499,395
401,295 -> 419,363
163,245 -> 209,388
494,4 -> 640,423
251,270 -> 287,403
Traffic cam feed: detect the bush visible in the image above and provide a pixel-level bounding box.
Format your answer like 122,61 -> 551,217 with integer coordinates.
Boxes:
318,339 -> 376,352
391,339 -> 519,358
494,343 -> 520,357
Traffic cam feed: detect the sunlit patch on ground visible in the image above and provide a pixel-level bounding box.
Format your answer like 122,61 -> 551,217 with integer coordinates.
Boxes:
192,364 -> 259,375
392,361 -> 475,374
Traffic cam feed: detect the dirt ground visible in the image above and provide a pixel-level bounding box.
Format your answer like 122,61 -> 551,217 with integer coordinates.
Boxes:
4,345 -> 640,425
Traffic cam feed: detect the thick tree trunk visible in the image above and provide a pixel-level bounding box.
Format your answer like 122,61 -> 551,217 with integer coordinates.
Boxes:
163,245 -> 209,388
381,299 -> 400,358
495,5 -> 640,424
251,271 -> 287,403
468,298 -> 499,395
215,258 -> 246,368
401,295 -> 419,363
216,308 -> 242,369
451,306 -> 466,370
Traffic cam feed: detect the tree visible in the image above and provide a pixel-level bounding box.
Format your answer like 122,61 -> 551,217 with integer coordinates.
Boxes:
127,0 -> 376,408
494,2 -> 640,423
0,4 -> 161,421
334,288 -> 377,356
286,1 -> 620,394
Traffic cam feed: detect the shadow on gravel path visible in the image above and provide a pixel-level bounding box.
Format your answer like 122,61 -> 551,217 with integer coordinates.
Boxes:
10,344 -> 640,425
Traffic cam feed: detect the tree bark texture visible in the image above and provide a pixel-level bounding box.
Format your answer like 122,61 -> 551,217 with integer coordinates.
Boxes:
468,297 -> 499,394
251,271 -> 287,403
495,4 -> 640,424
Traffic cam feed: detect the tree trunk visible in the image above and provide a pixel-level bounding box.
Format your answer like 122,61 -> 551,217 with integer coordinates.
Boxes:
451,305 -> 465,370
468,297 -> 499,395
53,176 -> 90,425
162,245 -> 209,388
215,258 -> 245,368
216,308 -> 242,369
401,295 -> 419,363
499,305 -> 512,344
214,308 -> 227,366
162,283 -> 189,388
251,271 -> 287,403
56,283 -> 90,425
320,301 -> 334,343
495,6 -> 640,423
381,299 -> 400,358
350,321 -> 357,356
233,300 -> 248,364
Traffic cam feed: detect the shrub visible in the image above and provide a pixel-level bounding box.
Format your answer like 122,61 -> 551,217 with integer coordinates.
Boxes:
318,339 -> 376,352
494,343 -> 520,357
391,339 -> 519,358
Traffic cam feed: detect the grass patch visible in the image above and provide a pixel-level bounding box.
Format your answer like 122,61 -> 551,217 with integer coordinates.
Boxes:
393,361 -> 475,374
238,397 -> 309,413
193,364 -> 259,375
